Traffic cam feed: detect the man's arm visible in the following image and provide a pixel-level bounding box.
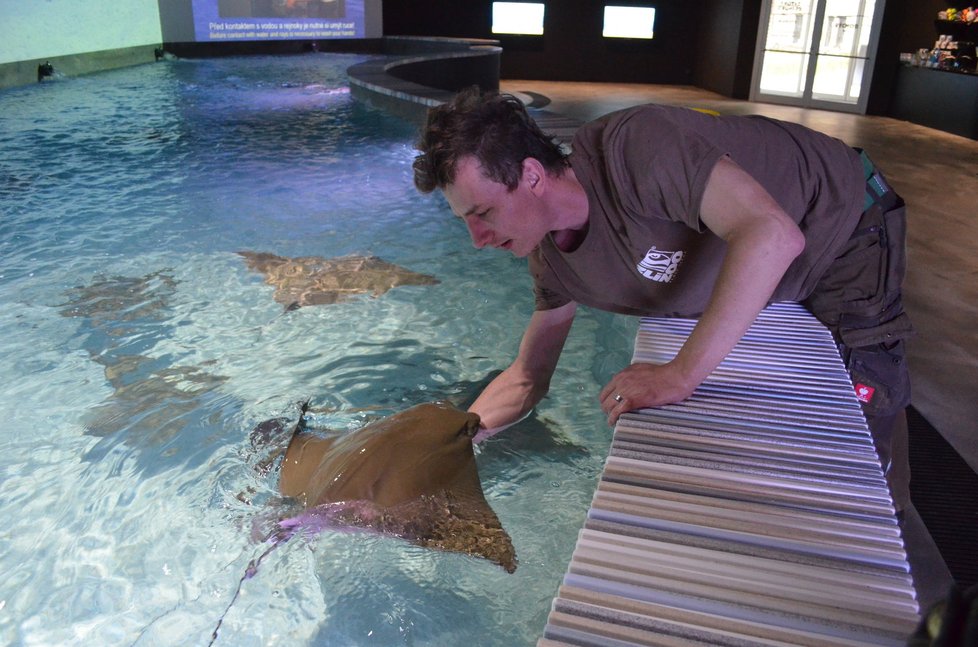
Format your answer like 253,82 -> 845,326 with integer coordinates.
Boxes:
600,155 -> 806,424
470,301 -> 577,441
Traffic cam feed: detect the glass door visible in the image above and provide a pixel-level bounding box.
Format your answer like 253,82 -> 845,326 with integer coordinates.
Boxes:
750,0 -> 886,113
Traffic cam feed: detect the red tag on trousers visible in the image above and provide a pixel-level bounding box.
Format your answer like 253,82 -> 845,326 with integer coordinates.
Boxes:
855,383 -> 875,403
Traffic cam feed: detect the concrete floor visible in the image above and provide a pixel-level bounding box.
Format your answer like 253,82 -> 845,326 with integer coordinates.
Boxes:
500,79 -> 977,611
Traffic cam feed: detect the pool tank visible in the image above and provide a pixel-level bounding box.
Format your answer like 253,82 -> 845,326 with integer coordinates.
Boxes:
0,53 -> 637,646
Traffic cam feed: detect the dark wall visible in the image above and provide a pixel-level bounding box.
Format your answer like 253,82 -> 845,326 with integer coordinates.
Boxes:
692,0 -> 761,99
382,1 -> 488,39
383,0 -> 956,114
380,0 -> 759,97
503,2 -> 698,84
868,0 -> 967,114
383,0 -> 701,84
888,0 -> 958,51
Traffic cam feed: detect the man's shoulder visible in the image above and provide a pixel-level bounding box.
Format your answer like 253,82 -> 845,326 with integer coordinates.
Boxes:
576,104 -> 713,149
582,104 -> 663,132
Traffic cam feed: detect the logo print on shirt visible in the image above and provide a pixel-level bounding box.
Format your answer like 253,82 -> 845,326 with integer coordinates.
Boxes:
636,246 -> 684,283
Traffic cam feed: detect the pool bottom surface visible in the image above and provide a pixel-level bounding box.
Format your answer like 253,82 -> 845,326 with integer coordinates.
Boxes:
0,55 -> 636,645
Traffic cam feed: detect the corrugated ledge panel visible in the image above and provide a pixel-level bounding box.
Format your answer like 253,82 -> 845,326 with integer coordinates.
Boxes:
540,302 -> 919,647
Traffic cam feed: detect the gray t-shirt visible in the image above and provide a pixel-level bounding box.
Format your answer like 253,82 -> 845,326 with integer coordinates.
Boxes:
529,104 -> 865,317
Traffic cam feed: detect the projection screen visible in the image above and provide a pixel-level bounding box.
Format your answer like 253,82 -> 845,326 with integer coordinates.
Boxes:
193,0 -> 367,41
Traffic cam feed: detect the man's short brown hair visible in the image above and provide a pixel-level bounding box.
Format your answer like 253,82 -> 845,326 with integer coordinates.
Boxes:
413,86 -> 569,194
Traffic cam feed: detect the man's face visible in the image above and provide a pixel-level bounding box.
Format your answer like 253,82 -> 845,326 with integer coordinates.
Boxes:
442,156 -> 548,258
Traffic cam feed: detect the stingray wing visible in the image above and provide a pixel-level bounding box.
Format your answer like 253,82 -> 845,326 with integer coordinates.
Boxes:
237,251 -> 439,307
282,490 -> 517,573
276,401 -> 514,571
373,490 -> 517,573
366,432 -> 517,572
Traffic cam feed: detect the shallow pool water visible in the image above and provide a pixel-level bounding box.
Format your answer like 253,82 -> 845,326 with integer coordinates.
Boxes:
0,54 -> 637,646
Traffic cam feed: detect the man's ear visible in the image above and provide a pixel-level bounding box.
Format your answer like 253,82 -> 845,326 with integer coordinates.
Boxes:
522,158 -> 545,192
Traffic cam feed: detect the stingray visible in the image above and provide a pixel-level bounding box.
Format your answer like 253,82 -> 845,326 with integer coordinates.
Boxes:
58,272 -> 228,454
237,251 -> 439,307
278,401 -> 516,572
208,402 -> 515,644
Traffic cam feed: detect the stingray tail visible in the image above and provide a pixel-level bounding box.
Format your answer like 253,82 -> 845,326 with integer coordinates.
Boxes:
208,399 -> 309,647
206,523 -> 299,646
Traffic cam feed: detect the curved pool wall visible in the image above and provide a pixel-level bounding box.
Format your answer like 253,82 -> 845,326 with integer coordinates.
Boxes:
346,36 -> 502,124
0,53 -> 635,645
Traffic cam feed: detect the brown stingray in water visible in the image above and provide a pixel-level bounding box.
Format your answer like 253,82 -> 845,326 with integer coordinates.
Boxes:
279,401 -> 517,572
237,251 -> 439,307
208,402 -> 515,645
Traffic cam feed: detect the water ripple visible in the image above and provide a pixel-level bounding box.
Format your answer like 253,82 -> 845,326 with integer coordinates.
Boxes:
0,54 -> 625,647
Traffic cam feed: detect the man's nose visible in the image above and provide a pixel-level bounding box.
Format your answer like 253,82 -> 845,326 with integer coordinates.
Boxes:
464,217 -> 492,248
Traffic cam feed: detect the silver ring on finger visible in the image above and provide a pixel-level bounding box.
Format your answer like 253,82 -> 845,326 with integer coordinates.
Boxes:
614,394 -> 623,403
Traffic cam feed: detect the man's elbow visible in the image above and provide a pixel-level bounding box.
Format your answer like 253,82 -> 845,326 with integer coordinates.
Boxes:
759,212 -> 806,264
737,215 -> 806,266
781,222 -> 806,262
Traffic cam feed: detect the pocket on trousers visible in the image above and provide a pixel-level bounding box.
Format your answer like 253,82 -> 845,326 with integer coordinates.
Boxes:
839,310 -> 915,348
823,241 -> 885,307
847,340 -> 912,418
880,200 -> 908,299
806,205 -> 886,317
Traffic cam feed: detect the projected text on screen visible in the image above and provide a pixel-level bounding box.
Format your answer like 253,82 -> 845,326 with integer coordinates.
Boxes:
193,0 -> 365,41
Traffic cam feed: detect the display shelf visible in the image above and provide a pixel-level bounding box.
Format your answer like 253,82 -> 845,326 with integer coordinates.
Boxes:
891,64 -> 978,140
935,19 -> 978,41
